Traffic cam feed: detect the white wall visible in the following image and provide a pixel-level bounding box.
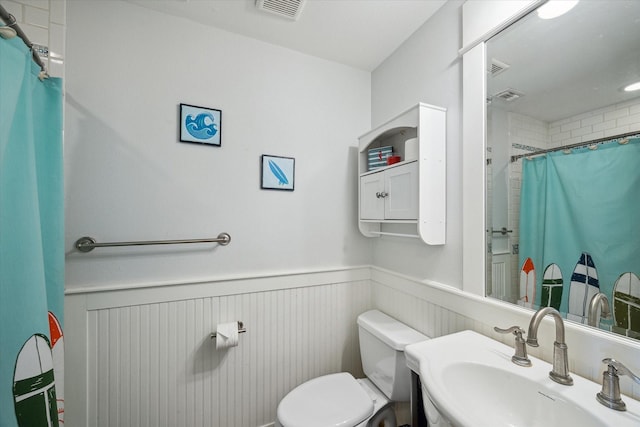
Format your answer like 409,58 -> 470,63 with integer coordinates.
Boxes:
63,3 -> 374,424
64,0 -> 372,291
62,1 -> 640,425
369,0 -> 464,287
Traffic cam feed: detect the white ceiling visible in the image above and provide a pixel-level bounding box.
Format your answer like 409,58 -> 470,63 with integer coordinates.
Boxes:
487,0 -> 640,122
126,0 -> 447,71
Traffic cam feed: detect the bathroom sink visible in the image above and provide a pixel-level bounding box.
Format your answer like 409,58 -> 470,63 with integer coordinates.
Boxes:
405,330 -> 640,427
442,362 -> 599,426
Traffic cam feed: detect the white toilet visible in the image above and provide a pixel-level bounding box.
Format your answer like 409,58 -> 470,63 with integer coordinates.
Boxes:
276,310 -> 429,427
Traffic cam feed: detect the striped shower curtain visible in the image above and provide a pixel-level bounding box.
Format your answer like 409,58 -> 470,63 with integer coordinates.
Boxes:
0,36 -> 64,426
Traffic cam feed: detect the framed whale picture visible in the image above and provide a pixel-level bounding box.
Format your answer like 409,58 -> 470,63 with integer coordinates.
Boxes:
179,103 -> 222,146
261,155 -> 295,191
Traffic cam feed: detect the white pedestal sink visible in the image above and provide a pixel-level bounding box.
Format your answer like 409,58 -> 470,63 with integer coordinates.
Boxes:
405,330 -> 640,427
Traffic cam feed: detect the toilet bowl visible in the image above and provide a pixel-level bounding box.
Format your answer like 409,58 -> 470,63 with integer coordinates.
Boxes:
276,373 -> 394,427
276,310 -> 429,427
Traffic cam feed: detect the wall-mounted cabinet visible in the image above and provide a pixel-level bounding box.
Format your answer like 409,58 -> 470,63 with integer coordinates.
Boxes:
360,161 -> 418,220
358,103 -> 446,245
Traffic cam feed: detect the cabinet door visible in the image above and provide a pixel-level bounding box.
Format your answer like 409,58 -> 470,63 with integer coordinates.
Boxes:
360,172 -> 385,219
385,162 -> 418,219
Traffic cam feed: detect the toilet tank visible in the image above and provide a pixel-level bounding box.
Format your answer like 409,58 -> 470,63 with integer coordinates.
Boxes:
357,310 -> 429,401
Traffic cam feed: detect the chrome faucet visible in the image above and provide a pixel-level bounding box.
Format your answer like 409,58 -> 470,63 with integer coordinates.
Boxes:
588,292 -> 611,327
494,325 -> 532,367
526,307 -> 573,385
596,358 -> 640,411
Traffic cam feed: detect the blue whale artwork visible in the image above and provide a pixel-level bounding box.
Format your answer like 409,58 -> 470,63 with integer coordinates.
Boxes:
268,160 -> 289,185
185,113 -> 218,141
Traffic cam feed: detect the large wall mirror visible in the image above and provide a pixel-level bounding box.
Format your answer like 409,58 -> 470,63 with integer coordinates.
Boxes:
485,0 -> 640,340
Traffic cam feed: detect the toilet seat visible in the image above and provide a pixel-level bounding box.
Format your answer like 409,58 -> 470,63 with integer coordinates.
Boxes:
277,373 -> 374,427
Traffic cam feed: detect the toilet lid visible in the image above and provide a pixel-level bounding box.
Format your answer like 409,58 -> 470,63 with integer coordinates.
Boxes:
278,373 -> 374,427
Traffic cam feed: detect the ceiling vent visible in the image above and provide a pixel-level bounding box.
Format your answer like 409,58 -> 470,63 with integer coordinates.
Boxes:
256,0 -> 306,21
489,58 -> 510,77
493,88 -> 525,102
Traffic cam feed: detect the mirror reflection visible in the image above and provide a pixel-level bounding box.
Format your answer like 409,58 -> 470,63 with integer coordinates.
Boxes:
485,0 -> 640,340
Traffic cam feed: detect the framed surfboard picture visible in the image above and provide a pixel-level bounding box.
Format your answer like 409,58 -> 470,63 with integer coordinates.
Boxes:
179,103 -> 222,146
261,155 -> 295,191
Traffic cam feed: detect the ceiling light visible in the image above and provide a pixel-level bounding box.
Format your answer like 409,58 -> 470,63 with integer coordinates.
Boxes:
537,1 -> 579,19
623,81 -> 640,92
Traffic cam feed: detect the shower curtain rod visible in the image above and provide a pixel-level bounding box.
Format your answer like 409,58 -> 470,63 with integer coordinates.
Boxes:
0,4 -> 47,73
511,130 -> 640,162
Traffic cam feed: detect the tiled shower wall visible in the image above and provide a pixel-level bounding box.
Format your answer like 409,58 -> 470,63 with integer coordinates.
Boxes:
507,112 -> 549,291
1,0 -> 65,77
549,98 -> 640,148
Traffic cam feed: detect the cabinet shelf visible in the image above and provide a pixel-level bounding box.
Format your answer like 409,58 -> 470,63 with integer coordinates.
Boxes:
360,219 -> 418,224
368,231 -> 421,239
357,103 -> 446,245
359,159 -> 417,177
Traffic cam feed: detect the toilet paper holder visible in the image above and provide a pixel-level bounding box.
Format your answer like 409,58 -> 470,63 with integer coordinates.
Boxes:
210,321 -> 246,339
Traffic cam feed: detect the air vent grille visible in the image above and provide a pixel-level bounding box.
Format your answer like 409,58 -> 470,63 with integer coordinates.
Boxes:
493,88 -> 524,102
489,58 -> 510,77
256,0 -> 306,21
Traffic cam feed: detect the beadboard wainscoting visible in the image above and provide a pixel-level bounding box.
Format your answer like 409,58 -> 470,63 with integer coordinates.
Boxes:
65,266 -> 640,426
64,268 -> 372,427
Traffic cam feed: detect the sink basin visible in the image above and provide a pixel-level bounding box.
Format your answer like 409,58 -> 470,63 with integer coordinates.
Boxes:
405,330 -> 640,427
443,362 -> 599,426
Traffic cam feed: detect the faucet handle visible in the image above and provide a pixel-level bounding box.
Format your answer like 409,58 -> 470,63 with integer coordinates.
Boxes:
494,325 -> 523,335
603,358 -> 640,383
596,358 -> 640,411
494,326 -> 532,367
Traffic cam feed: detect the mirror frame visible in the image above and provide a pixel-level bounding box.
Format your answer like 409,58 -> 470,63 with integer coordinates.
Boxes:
465,0 -> 640,341
461,0 -> 543,295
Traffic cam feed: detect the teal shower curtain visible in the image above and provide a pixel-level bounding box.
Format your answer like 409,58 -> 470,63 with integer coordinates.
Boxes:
0,37 -> 64,426
519,137 -> 640,325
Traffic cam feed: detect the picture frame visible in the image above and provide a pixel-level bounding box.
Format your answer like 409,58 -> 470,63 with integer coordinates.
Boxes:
261,155 -> 295,191
179,103 -> 222,146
